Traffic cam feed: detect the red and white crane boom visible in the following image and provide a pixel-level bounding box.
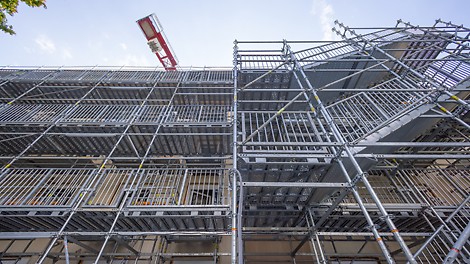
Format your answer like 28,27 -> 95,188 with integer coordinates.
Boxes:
137,14 -> 178,71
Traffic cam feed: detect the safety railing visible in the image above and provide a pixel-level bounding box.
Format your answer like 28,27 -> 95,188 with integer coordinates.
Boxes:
105,70 -> 162,83
134,105 -> 167,124
414,194 -> 470,263
0,104 -> 233,126
423,54 -> 470,88
0,68 -> 233,84
294,28 -> 409,67
0,168 -> 94,207
85,168 -> 139,207
325,74 -> 431,142
0,104 -> 67,124
129,168 -> 228,207
240,111 -> 328,154
13,70 -> 57,81
238,54 -> 286,70
294,41 -> 356,67
60,104 -> 136,124
166,105 -> 233,124
237,29 -> 411,70
366,28 -> 409,42
338,170 -> 421,205
394,167 -> 470,207
184,70 -> 233,83
338,168 -> 470,207
0,168 -> 229,209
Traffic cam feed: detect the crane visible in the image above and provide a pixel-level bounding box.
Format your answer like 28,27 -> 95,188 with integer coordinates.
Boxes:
137,14 -> 178,71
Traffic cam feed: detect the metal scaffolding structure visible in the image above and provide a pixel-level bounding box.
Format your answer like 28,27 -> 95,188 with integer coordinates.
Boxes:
0,19 -> 469,263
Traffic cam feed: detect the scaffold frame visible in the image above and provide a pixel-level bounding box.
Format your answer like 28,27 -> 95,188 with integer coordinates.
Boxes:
0,19 -> 469,264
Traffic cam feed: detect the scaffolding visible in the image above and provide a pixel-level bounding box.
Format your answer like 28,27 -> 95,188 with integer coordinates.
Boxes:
0,19 -> 469,264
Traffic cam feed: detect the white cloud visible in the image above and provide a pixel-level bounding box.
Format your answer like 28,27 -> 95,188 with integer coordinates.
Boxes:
120,43 -> 128,50
35,35 -> 56,53
311,0 -> 337,41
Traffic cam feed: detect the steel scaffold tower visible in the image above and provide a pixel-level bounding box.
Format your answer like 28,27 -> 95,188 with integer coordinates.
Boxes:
0,19 -> 469,264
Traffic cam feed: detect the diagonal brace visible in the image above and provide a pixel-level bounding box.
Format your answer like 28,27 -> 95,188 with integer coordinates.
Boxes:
66,236 -> 100,254
112,236 -> 140,256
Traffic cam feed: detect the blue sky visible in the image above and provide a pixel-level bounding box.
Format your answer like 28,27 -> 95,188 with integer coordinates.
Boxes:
1,0 -> 469,67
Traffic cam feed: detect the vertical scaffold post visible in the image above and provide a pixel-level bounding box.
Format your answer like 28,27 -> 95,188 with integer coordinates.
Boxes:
64,236 -> 70,264
231,39 -> 239,264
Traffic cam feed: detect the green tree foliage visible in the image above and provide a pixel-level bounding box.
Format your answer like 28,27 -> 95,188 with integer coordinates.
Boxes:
1,0 -> 46,34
